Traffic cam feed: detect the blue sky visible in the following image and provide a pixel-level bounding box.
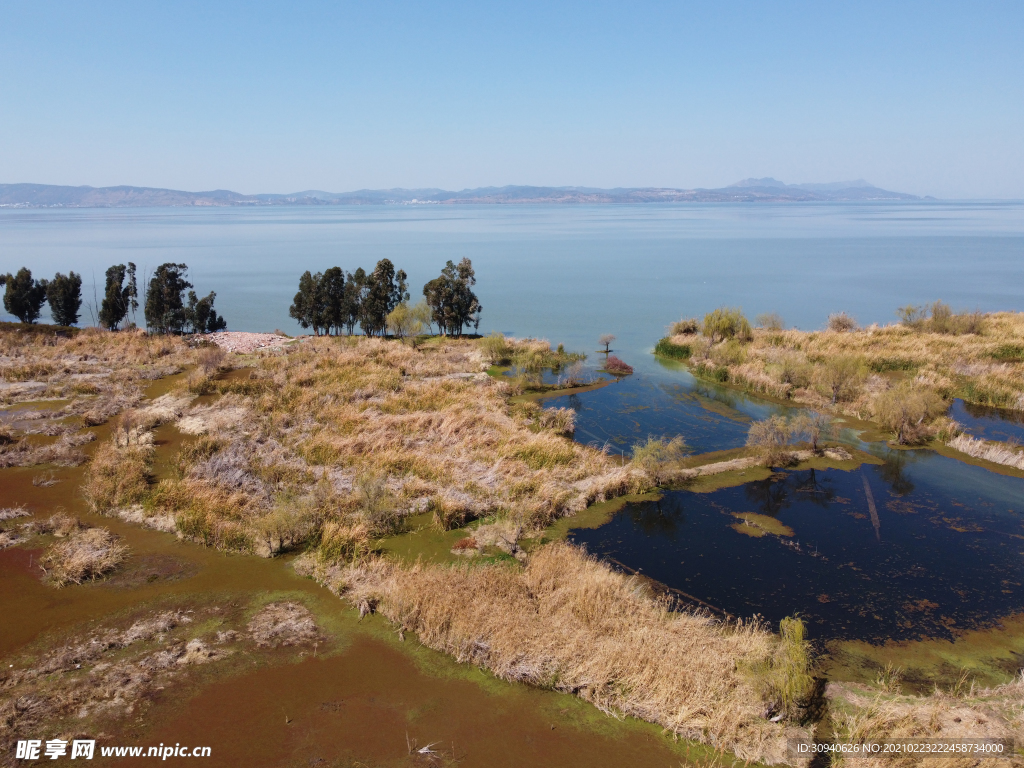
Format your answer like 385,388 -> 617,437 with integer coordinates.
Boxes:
0,2 -> 1021,198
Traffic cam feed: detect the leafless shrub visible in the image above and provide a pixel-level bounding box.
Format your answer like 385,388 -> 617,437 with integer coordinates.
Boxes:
197,345 -> 227,375
788,412 -> 835,452
746,415 -> 792,466
669,317 -> 700,335
755,312 -> 784,331
357,472 -> 402,536
558,360 -> 589,388
827,312 -> 858,332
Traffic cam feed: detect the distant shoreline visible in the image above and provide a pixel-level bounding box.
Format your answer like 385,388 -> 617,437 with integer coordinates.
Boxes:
0,180 -> 925,209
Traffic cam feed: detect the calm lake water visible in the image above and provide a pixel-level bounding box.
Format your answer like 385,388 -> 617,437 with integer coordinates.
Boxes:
5,201 -> 1024,643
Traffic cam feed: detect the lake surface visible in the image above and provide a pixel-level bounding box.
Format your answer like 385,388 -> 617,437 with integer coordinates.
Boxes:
3,201 -> 1024,362
5,201 -> 1024,644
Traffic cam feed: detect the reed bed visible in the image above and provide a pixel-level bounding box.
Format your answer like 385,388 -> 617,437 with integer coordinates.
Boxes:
313,542 -> 810,764
828,677 -> 1024,768
947,433 -> 1024,470
81,336 -> 647,555
662,312 -> 1024,449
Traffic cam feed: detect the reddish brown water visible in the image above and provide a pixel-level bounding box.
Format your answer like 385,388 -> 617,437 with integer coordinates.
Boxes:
139,636 -> 690,768
1,378 -> 700,768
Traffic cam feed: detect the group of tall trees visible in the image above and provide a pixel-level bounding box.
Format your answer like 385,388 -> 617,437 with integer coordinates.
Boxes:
289,257 -> 481,338
289,260 -> 409,337
1,268 -> 83,326
0,262 -> 225,334
142,263 -> 226,335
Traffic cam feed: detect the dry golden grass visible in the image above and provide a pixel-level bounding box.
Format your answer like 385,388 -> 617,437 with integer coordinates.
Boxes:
305,542 -> 811,764
39,525 -> 128,587
0,324 -> 200,469
83,441 -> 153,512
74,335 -> 645,558
947,433 -> 1024,470
665,312 -> 1024,445
828,676 -> 1024,768
136,336 -> 647,552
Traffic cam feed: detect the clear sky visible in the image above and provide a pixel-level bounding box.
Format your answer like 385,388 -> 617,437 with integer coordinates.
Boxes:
1,2 -> 1021,198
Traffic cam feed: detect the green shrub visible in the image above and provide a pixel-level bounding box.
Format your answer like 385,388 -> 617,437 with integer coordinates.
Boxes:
480,332 -> 514,365
654,338 -> 691,359
631,436 -> 689,485
702,307 -> 752,343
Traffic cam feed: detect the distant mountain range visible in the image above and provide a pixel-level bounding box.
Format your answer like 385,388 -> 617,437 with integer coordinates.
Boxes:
0,178 -> 923,208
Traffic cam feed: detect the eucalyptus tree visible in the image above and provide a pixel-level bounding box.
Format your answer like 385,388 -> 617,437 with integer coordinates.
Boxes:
185,290 -> 227,333
360,259 -> 408,336
289,271 -> 329,335
145,263 -> 200,334
341,268 -> 367,335
0,268 -> 48,324
98,263 -> 139,330
46,272 -> 83,326
423,258 -> 481,337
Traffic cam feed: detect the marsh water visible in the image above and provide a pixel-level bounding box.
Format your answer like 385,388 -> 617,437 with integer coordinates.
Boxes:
547,361 -> 1024,644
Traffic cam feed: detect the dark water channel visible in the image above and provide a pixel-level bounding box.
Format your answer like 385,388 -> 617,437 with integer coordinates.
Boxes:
951,398 -> 1024,444
551,366 -> 1024,644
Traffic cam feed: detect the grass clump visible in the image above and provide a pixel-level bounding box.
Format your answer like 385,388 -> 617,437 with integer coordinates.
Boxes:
660,308 -> 1024,459
335,542 -> 812,764
39,525 -> 128,587
745,616 -> 812,719
668,317 -> 700,336
653,337 -> 691,359
83,441 -> 153,512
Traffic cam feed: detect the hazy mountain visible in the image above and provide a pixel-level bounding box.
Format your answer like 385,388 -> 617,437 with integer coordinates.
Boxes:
0,180 -> 921,208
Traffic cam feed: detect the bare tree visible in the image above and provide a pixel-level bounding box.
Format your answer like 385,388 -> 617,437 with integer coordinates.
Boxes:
599,333 -> 615,353
790,412 -> 835,453
746,416 -> 792,466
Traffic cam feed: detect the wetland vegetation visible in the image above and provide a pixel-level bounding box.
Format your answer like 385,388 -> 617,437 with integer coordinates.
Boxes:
4,305 -> 1024,766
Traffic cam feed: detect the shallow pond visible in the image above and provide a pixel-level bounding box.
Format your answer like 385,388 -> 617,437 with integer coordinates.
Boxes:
556,363 -> 1024,647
